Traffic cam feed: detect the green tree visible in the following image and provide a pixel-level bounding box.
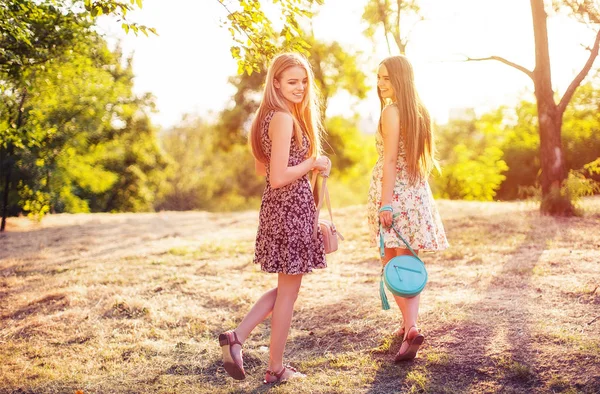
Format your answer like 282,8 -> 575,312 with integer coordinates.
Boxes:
158,116 -> 263,212
466,0 -> 600,215
362,0 -> 423,54
497,82 -> 600,200
496,101 -> 540,200
1,0 -> 89,230
1,0 -> 156,230
432,115 -> 508,201
2,32 -> 168,220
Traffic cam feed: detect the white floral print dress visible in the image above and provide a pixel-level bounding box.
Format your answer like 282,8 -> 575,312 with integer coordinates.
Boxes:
367,113 -> 449,252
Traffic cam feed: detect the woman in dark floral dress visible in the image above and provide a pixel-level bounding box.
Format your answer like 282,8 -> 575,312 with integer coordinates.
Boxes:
219,52 -> 330,384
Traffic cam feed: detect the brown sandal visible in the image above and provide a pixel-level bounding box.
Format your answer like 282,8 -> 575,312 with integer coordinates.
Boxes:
219,330 -> 245,380
263,365 -> 304,384
394,325 -> 425,362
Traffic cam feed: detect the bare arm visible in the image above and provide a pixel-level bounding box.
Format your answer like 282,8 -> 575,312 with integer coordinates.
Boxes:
268,112 -> 316,189
255,159 -> 266,176
379,105 -> 401,227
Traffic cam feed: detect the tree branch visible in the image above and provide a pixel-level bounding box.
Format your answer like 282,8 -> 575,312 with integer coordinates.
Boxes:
557,29 -> 600,115
215,0 -> 260,49
464,55 -> 534,79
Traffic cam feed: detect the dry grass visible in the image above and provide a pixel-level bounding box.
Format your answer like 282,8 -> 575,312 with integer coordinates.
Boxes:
1,198 -> 599,393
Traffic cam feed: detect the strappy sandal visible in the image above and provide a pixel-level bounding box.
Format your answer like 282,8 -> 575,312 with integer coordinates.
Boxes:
394,325 -> 425,362
218,330 -> 245,380
263,365 -> 305,384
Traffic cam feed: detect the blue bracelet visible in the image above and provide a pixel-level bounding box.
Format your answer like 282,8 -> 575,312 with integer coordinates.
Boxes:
379,205 -> 393,213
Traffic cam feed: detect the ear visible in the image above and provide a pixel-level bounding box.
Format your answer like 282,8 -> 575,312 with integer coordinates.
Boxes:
274,79 -> 281,89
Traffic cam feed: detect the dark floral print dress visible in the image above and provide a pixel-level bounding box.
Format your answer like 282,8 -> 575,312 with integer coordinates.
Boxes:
253,110 -> 326,274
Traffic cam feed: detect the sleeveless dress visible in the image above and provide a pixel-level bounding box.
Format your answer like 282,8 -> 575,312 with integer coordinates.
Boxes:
253,111 -> 326,274
367,107 -> 449,251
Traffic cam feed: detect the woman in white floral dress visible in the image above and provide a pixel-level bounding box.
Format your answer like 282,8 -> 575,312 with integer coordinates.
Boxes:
367,55 -> 448,362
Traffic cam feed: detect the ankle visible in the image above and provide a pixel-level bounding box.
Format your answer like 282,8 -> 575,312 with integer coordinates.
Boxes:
232,329 -> 247,344
267,363 -> 284,374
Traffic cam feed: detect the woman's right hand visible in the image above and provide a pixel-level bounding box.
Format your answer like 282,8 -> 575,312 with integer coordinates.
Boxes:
379,209 -> 393,228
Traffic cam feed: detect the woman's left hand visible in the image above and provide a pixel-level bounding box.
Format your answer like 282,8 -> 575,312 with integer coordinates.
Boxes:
320,157 -> 331,177
314,156 -> 331,177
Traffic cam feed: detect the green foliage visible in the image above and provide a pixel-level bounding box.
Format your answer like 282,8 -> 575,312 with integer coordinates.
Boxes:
18,181 -> 50,220
1,30 -> 168,218
497,83 -> 600,200
306,36 -> 369,109
362,0 -> 422,54
496,101 -> 540,200
95,117 -> 170,213
534,158 -> 600,216
432,117 -> 508,201
435,144 -> 508,201
157,116 -> 263,212
561,82 -> 600,176
218,0 -> 323,74
0,0 -> 89,78
325,116 -> 377,207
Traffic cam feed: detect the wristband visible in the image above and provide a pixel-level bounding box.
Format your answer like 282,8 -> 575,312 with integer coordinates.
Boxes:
378,205 -> 393,213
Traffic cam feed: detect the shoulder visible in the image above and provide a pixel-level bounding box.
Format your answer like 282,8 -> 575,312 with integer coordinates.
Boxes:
268,111 -> 294,139
382,103 -> 400,120
270,111 -> 293,125
381,104 -> 400,133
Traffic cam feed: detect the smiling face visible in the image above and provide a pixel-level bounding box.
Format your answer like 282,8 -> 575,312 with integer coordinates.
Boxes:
274,65 -> 308,108
377,64 -> 395,101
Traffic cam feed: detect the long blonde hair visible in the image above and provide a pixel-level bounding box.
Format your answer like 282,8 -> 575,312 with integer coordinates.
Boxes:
249,52 -> 323,163
378,55 -> 438,184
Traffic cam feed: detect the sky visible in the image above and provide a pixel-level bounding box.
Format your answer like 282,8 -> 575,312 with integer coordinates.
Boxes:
97,0 -> 598,130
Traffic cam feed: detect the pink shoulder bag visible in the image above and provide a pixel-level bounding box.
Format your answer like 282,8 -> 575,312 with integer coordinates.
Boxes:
311,172 -> 344,254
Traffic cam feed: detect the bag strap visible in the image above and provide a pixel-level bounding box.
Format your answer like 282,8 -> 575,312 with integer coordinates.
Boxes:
312,172 -> 341,239
379,224 -> 420,260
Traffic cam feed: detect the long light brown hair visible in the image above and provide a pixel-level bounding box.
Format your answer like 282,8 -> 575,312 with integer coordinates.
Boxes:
378,55 -> 438,184
249,53 -> 323,163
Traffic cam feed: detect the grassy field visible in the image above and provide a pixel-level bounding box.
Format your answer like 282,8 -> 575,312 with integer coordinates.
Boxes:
1,198 -> 599,394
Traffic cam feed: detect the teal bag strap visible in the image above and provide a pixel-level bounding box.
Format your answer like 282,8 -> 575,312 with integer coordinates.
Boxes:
378,205 -> 419,260
378,205 -> 423,310
379,224 -> 420,260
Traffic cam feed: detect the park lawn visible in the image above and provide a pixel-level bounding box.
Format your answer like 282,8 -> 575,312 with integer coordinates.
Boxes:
0,198 -> 599,393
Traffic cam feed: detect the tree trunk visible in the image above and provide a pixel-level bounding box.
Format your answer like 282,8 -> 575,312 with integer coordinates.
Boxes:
392,0 -> 406,54
530,0 -> 573,215
1,89 -> 27,231
1,144 -> 13,232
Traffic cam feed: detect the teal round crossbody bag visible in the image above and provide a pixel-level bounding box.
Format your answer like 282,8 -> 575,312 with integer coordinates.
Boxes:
378,207 -> 428,310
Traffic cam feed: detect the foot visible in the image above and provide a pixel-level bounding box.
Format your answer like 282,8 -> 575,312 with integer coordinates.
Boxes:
219,330 -> 245,380
263,365 -> 306,384
394,325 -> 425,362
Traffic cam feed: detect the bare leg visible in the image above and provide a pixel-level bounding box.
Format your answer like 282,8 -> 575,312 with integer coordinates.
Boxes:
393,248 -> 421,353
382,248 -> 406,335
236,288 -> 278,342
267,273 -> 303,377
228,288 -> 277,366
